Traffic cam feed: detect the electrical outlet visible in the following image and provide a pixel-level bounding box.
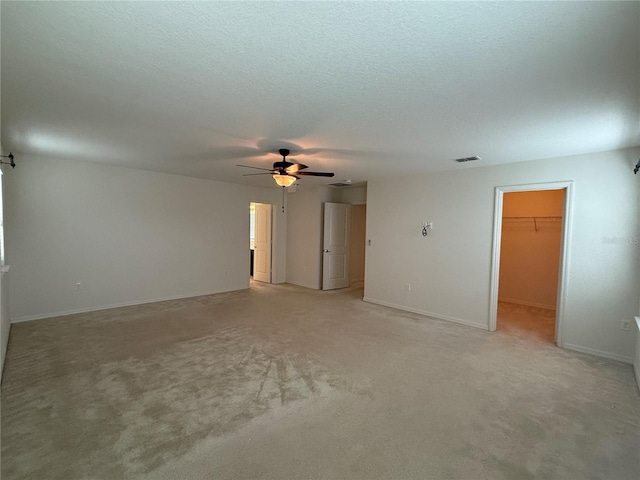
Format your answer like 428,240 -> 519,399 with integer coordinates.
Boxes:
620,319 -> 631,331
404,283 -> 411,292
75,283 -> 82,291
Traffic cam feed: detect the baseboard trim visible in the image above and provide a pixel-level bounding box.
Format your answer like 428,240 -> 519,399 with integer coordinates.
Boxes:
11,287 -> 245,324
362,297 -> 488,331
563,343 -> 633,365
498,297 -> 556,310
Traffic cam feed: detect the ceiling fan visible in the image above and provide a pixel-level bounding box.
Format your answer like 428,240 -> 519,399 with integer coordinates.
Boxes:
237,148 -> 334,187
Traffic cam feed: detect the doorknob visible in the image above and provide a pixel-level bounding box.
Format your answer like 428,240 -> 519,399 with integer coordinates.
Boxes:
323,249 -> 330,253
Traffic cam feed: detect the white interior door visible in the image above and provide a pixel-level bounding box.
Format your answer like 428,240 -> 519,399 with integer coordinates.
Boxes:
322,202 -> 351,290
253,203 -> 272,283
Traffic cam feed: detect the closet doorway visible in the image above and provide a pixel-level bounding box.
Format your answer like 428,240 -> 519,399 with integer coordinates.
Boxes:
489,182 -> 573,346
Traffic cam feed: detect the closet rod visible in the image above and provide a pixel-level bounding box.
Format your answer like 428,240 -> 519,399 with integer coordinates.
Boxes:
502,216 -> 562,219
502,216 -> 562,232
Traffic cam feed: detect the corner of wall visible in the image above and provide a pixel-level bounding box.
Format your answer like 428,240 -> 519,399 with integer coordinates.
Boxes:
0,141 -> 9,380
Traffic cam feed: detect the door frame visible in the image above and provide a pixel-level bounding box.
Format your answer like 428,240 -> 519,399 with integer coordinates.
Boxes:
488,181 -> 574,346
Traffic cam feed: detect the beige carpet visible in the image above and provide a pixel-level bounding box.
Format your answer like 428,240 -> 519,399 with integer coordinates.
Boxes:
2,282 -> 638,479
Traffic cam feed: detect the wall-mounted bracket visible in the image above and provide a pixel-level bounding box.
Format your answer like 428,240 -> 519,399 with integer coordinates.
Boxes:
0,152 -> 16,168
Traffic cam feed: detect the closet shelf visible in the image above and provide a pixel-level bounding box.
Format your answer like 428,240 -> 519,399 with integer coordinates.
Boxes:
502,216 -> 562,232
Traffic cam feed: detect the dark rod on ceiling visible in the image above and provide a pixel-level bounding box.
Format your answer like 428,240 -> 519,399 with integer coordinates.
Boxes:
634,159 -> 639,175
0,152 -> 15,168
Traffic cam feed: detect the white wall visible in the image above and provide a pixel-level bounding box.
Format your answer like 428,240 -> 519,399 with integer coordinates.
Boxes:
364,148 -> 640,363
0,141 -> 10,378
5,155 -> 287,321
338,185 -> 367,205
286,184 -> 367,290
286,186 -> 339,289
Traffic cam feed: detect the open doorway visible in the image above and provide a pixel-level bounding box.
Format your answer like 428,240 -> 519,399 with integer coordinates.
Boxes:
249,202 -> 272,284
489,182 -> 574,346
497,190 -> 564,343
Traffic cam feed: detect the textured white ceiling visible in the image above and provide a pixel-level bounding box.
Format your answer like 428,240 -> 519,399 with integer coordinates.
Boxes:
2,1 -> 639,187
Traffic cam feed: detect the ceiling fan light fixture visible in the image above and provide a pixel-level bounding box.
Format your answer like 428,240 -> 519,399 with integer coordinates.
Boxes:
238,147 -> 333,189
273,174 -> 296,187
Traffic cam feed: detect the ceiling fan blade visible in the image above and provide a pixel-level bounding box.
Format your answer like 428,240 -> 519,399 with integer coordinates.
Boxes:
297,171 -> 335,177
273,160 -> 296,170
285,163 -> 308,173
242,172 -> 274,176
237,164 -> 273,171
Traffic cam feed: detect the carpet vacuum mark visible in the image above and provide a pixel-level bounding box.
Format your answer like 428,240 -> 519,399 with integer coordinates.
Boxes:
1,322 -> 369,479
2,283 -> 638,479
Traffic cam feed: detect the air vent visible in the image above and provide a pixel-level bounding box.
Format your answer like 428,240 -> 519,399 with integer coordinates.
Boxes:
329,182 -> 352,187
454,156 -> 481,163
